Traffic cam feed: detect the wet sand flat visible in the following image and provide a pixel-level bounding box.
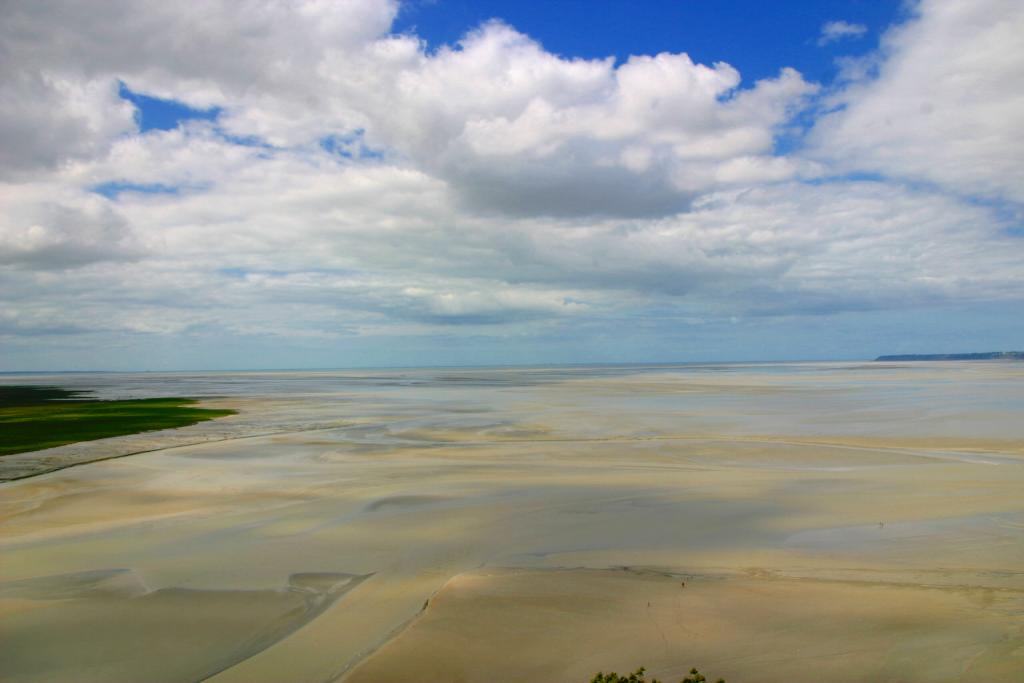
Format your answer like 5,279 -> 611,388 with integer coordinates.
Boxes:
345,567 -> 1024,683
1,362 -> 1023,682
0,569 -> 367,683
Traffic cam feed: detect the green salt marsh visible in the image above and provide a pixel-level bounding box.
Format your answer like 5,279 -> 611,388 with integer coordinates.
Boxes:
0,385 -> 235,457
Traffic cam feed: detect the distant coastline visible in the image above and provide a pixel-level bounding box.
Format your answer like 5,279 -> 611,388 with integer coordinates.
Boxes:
875,351 -> 1024,361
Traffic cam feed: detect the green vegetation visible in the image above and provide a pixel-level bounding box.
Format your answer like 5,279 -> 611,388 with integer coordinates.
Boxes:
591,667 -> 723,683
0,385 -> 235,456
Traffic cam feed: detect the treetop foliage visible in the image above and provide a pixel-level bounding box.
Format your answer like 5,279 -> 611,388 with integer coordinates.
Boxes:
590,666 -> 724,683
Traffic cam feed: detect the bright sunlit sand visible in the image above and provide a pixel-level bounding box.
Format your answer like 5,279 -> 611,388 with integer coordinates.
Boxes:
1,362 -> 1023,682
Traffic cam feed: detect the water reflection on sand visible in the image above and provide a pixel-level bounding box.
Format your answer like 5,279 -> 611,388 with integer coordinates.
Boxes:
1,362 -> 1023,682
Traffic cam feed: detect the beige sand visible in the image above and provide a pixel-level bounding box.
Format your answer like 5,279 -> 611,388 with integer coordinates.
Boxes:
1,363 -> 1022,682
346,567 -> 1024,683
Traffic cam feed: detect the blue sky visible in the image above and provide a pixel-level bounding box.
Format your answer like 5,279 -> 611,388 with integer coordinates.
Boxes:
117,82 -> 221,132
397,0 -> 902,82
1,0 -> 1022,370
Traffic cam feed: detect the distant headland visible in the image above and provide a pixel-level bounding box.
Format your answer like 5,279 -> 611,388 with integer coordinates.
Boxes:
875,351 -> 1024,361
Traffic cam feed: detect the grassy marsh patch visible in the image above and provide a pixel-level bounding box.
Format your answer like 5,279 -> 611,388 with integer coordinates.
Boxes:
0,385 -> 236,456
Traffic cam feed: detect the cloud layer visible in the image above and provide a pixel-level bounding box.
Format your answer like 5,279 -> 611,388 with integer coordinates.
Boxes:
1,0 -> 1022,368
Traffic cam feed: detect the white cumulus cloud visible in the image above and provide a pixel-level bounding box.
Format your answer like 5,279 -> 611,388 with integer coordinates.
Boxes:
811,0 -> 1024,206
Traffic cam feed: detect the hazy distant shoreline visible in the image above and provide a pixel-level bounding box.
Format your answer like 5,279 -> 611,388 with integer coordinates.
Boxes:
876,351 -> 1024,361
